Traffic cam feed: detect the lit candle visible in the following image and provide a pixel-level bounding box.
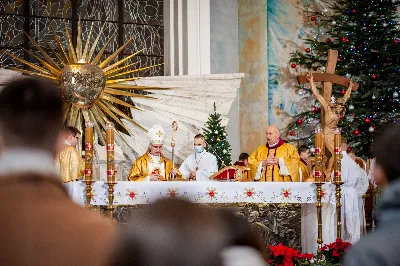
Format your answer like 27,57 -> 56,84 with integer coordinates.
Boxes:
106,122 -> 115,182
84,121 -> 94,182
314,127 -> 324,182
333,128 -> 341,182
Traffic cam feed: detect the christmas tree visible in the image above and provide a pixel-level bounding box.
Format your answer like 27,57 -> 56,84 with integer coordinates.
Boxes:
287,0 -> 400,158
203,103 -> 232,169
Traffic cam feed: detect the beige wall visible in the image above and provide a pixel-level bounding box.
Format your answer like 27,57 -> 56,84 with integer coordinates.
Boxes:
239,0 -> 268,154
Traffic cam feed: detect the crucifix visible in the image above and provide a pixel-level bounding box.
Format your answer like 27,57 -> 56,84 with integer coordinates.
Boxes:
297,49 -> 359,179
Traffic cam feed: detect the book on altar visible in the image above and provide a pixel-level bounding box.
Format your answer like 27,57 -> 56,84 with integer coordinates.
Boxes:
209,163 -> 250,181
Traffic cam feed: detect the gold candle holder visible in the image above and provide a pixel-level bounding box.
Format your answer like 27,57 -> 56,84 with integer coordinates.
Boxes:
333,128 -> 344,239
84,120 -> 95,208
314,126 -> 324,252
106,122 -> 116,215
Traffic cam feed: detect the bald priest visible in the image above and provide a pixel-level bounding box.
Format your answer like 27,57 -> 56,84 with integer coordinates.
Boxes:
248,126 -> 300,182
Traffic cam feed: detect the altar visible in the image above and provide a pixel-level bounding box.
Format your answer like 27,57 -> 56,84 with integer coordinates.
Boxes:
65,181 -> 337,254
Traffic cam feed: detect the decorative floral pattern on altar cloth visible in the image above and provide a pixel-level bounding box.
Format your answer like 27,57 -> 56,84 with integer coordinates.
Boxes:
64,181 -> 335,206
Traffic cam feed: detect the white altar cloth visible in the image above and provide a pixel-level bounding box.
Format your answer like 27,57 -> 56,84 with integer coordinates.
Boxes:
64,181 -> 334,206
64,181 -> 337,254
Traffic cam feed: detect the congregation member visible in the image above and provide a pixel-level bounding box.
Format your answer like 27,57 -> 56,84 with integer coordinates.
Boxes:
248,125 -> 300,182
0,78 -> 116,266
128,124 -> 180,181
179,134 -> 218,181
55,126 -> 85,183
298,145 -> 313,182
344,122 -> 400,266
338,138 -> 369,244
110,198 -> 266,266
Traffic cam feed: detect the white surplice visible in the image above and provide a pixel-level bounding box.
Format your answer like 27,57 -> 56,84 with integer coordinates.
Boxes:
179,151 -> 218,181
339,151 -> 369,244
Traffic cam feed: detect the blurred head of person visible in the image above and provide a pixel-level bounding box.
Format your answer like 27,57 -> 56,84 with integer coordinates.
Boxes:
110,199 -> 233,266
372,122 -> 400,188
0,77 -> 63,156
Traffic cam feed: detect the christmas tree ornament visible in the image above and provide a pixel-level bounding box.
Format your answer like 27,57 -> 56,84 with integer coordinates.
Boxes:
310,147 -> 315,153
332,21 -> 337,25
371,74 -> 377,79
364,118 -> 371,123
393,91 -> 399,98
321,66 -> 326,72
214,130 -> 218,134
305,48 -> 311,53
311,16 -> 316,21
341,89 -> 346,95
368,126 -> 375,132
291,63 -> 297,68
322,8 -> 328,14
326,38 -> 331,43
383,23 -> 388,27
298,89 -> 304,95
297,119 -> 303,125
223,149 -> 227,154
354,129 -> 360,135
314,107 -> 319,111
372,95 -> 377,100
346,147 -> 352,152
289,131 -> 295,136
348,105 -> 354,110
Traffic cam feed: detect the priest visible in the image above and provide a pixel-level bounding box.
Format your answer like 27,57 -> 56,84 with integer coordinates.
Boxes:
128,124 -> 181,181
179,134 -> 218,181
248,126 -> 300,182
56,126 -> 85,183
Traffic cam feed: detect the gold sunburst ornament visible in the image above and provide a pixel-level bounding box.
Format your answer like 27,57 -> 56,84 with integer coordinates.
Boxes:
2,19 -> 166,144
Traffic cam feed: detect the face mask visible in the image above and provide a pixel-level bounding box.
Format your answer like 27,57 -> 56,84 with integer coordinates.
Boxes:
194,146 -> 203,153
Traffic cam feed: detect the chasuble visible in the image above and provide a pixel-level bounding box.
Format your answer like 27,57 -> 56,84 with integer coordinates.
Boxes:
128,153 -> 181,181
56,144 -> 85,183
248,139 -> 300,182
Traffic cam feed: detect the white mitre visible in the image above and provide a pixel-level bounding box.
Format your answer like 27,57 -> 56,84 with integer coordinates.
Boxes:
148,124 -> 165,145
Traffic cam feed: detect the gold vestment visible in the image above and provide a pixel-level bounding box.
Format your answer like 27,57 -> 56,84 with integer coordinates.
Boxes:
300,160 -> 314,182
56,145 -> 85,183
248,142 -> 300,182
128,153 -> 182,181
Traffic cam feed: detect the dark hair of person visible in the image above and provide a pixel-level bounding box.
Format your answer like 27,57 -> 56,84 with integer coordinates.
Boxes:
0,77 -> 63,152
238,153 -> 249,161
298,145 -> 309,154
373,122 -> 400,183
63,126 -> 81,137
110,199 -> 232,266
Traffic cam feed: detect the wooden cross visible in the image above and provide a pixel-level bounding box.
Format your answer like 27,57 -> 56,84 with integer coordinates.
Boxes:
297,49 -> 359,128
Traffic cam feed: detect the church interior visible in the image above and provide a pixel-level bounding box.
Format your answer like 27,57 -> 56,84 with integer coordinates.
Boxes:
1,0 -> 399,265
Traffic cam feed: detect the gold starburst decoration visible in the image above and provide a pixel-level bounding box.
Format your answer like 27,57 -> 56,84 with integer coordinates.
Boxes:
2,19 -> 166,144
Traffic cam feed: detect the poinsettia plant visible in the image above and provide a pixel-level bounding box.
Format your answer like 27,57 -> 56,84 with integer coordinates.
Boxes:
267,239 -> 351,266
268,243 -> 314,266
319,238 -> 352,265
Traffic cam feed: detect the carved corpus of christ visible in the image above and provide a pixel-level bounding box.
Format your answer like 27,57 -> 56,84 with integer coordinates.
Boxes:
297,73 -> 359,180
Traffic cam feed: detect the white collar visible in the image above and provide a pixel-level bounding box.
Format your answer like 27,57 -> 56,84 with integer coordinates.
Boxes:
0,148 -> 58,177
268,140 -> 280,147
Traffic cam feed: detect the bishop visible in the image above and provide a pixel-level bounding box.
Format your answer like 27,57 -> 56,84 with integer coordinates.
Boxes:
128,124 -> 181,181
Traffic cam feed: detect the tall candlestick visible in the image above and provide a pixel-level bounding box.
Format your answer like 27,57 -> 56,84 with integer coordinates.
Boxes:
106,122 -> 115,182
84,120 -> 94,208
106,122 -> 116,214
314,126 -> 324,252
333,128 -> 343,239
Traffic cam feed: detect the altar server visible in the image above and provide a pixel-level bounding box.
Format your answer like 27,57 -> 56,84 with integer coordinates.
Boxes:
55,126 -> 85,183
128,124 -> 180,181
179,134 -> 218,181
339,138 -> 369,244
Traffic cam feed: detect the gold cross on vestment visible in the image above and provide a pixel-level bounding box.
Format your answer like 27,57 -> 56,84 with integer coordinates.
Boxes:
156,130 -> 162,137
